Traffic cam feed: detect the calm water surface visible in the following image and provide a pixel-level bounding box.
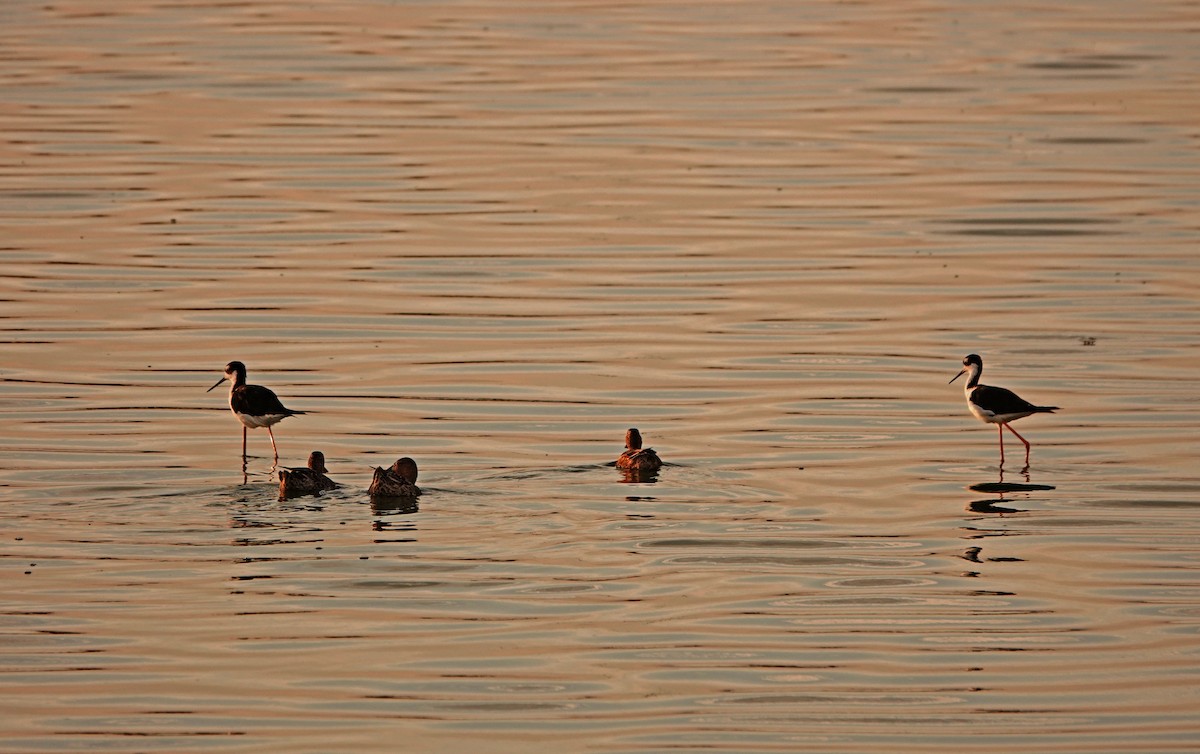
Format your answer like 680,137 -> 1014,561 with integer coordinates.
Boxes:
2,1 -> 1199,751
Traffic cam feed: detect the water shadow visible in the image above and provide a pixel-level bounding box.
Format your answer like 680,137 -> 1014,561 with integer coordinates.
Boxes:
370,495 -> 420,517
617,467 -> 660,484
966,468 -> 1056,515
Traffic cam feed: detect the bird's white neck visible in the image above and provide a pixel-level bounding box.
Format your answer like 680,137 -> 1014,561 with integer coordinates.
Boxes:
962,364 -> 982,391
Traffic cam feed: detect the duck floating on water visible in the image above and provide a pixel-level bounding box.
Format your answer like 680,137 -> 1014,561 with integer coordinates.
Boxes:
616,428 -> 662,473
278,450 -> 337,499
369,457 -> 421,498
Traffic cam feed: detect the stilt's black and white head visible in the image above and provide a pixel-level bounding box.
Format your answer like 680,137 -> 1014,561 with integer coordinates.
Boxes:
207,361 -> 247,393
949,354 -> 983,386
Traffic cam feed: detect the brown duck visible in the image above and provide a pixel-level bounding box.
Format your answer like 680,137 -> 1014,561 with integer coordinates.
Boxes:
278,451 -> 337,498
369,457 -> 421,498
616,428 -> 662,473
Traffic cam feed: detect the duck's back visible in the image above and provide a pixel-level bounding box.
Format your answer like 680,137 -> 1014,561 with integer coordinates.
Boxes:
618,447 -> 662,471
369,466 -> 420,497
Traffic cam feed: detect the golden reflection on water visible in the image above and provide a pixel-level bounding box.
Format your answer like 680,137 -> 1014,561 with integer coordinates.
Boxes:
2,0 -> 1200,751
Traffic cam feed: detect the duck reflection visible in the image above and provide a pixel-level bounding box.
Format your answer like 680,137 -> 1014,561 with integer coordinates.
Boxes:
371,495 -> 419,518
619,467 -> 660,484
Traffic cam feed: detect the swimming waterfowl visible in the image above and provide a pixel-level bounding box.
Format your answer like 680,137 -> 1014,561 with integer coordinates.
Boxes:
950,353 -> 1058,466
278,451 -> 337,498
616,428 -> 662,473
207,360 -> 303,465
368,457 -> 421,498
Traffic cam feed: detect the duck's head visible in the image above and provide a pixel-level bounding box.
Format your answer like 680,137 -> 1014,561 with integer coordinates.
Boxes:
391,457 -> 419,483
625,428 -> 643,450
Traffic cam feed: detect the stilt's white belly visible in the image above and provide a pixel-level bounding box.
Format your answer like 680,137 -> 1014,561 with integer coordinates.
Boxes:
234,412 -> 287,429
967,401 -> 997,423
968,401 -> 1034,424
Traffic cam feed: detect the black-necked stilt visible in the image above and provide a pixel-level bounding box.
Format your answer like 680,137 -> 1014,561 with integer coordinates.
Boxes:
278,450 -> 337,499
950,354 -> 1058,466
616,428 -> 663,473
207,360 -> 304,466
369,457 -> 421,498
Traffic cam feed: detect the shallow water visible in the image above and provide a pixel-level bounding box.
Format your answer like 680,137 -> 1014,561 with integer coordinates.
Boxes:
2,0 -> 1199,751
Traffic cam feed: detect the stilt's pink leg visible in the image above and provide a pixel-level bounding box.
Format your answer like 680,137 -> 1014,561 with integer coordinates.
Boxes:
1004,423 -> 1032,450
1005,423 -> 1032,464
